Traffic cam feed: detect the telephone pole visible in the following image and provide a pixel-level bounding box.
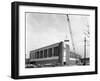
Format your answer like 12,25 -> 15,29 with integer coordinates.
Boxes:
83,37 -> 86,65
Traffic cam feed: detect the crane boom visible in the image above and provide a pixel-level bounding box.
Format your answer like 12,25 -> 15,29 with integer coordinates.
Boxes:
66,14 -> 76,54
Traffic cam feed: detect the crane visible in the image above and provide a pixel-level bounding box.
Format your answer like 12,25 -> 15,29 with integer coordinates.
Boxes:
66,14 -> 76,55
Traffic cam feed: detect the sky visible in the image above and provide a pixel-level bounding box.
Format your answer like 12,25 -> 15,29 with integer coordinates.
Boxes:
26,12 -> 90,58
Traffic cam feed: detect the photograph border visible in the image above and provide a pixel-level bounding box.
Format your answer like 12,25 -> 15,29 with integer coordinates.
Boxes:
11,1 -> 98,79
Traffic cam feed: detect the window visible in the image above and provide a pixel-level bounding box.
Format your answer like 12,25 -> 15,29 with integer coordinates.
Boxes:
30,52 -> 32,59
44,49 -> 47,58
40,51 -> 43,58
37,51 -> 39,59
33,53 -> 35,59
35,52 -> 37,59
54,47 -> 59,56
30,52 -> 34,59
48,48 -> 52,57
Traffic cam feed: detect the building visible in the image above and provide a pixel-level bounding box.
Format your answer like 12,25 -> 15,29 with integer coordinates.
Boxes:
28,41 -> 81,68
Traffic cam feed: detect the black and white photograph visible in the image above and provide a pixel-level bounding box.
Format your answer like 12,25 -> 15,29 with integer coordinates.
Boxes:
11,1 -> 97,79
25,13 -> 90,68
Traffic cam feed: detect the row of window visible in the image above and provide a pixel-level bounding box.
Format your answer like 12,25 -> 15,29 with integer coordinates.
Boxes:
30,47 -> 59,59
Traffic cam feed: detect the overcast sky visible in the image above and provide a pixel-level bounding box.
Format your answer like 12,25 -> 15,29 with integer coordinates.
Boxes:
26,13 -> 90,58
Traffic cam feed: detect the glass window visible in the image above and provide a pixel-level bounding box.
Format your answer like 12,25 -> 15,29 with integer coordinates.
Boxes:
54,47 -> 59,56
44,49 -> 47,58
35,52 -> 37,59
40,51 -> 43,58
48,48 -> 52,57
37,51 -> 39,59
30,52 -> 32,59
33,53 -> 35,59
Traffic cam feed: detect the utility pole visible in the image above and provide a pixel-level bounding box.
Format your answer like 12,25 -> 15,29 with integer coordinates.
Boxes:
83,37 -> 86,65
25,53 -> 26,67
83,21 -> 89,65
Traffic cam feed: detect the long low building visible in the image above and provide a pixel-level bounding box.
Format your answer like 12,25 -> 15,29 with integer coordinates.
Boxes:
28,41 -> 81,67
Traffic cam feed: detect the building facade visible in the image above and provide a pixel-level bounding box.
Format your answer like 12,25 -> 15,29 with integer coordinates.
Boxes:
27,41 -> 81,68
